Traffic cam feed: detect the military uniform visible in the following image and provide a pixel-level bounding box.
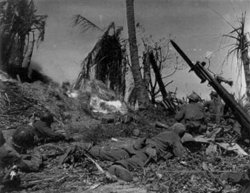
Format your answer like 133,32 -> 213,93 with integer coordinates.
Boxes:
0,130 -> 42,188
63,123 -> 187,181
12,116 -> 66,150
1,112 -> 65,186
204,91 -> 224,124
175,92 -> 206,134
0,143 -> 42,172
32,120 -> 66,144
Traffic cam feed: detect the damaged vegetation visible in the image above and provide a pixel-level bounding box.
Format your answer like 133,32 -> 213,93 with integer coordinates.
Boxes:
0,0 -> 48,82
1,0 -> 250,193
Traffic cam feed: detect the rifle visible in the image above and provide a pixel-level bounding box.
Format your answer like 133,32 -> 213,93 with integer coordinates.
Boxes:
170,40 -> 250,136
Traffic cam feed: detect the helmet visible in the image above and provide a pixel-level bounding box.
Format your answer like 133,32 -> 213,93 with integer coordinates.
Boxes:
0,130 -> 6,147
188,92 -> 200,102
40,112 -> 54,125
12,125 -> 35,150
210,91 -> 218,97
171,123 -> 186,137
181,133 -> 195,143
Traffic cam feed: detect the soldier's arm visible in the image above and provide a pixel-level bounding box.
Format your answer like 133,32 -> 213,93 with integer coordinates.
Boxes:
172,140 -> 187,158
203,101 -> 211,112
175,106 -> 185,122
34,123 -> 66,142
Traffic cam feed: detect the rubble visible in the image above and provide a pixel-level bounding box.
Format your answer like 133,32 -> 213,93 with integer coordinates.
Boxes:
90,95 -> 127,114
1,70 -> 250,193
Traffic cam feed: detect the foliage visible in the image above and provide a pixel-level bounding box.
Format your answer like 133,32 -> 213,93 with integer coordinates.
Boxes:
223,12 -> 250,98
72,16 -> 127,97
224,12 -> 249,63
72,14 -> 102,32
0,0 -> 47,81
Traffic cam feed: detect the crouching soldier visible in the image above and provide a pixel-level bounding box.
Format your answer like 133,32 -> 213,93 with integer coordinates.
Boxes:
204,91 -> 224,124
61,123 -> 187,182
175,92 -> 206,135
12,112 -> 67,151
0,130 -> 42,191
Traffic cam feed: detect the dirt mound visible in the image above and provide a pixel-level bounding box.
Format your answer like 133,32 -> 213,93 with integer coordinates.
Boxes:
1,78 -> 249,193
0,79 -> 93,131
0,80 -> 43,129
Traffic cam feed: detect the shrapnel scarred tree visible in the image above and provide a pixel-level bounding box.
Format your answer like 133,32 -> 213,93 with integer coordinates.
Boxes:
126,0 -> 150,109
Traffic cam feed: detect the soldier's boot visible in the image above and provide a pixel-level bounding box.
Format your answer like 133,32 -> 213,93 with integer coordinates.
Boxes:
108,164 -> 133,182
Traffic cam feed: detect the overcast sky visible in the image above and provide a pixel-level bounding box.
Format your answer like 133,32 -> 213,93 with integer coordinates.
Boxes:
33,0 -> 250,98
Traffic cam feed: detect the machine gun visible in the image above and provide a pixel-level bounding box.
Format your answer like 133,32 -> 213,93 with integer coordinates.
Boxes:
170,40 -> 250,136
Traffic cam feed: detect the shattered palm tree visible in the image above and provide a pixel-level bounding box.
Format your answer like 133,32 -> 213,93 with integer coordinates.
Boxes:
224,12 -> 250,98
0,0 -> 47,81
72,17 -> 126,98
139,36 -> 182,111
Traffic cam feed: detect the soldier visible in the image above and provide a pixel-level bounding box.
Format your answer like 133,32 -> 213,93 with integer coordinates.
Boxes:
204,91 -> 224,124
12,112 -> 67,152
175,92 -> 206,135
0,130 -> 42,190
61,123 -> 187,182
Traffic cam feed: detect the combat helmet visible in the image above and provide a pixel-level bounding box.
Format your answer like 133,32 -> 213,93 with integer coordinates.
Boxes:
172,123 -> 186,138
12,125 -> 35,150
40,112 -> 54,125
210,91 -> 218,98
187,92 -> 200,102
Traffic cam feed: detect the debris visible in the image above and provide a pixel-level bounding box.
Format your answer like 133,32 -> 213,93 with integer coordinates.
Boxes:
217,143 -> 248,156
132,129 -> 140,137
66,90 -> 79,98
90,95 -> 127,114
111,138 -> 118,142
155,121 -> 169,129
205,143 -> 218,156
88,182 -> 102,190
0,70 -> 11,82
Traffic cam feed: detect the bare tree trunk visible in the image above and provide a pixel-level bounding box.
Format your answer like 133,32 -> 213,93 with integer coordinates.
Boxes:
143,51 -> 151,91
149,51 -> 168,99
126,0 -> 150,109
22,34 -> 35,69
242,34 -> 250,97
0,27 -> 3,70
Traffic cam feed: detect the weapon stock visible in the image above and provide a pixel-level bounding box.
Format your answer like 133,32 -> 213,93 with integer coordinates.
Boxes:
170,40 -> 250,135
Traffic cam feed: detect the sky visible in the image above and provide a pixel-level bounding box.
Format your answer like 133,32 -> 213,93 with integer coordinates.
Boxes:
33,0 -> 250,99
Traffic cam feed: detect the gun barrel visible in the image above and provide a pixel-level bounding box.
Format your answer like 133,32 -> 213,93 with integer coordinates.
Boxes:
170,40 -> 206,82
170,40 -> 194,68
171,40 -> 250,136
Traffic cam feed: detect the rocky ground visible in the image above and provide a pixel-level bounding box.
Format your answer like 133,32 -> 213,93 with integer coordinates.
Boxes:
1,78 -> 250,193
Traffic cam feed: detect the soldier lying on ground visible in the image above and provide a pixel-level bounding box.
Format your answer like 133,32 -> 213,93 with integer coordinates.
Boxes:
12,112 -> 68,152
0,129 -> 42,190
0,112 -> 68,190
60,123 -> 187,182
175,92 -> 206,135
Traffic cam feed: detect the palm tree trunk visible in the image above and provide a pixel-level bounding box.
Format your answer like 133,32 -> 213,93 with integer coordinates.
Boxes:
0,27 -> 3,70
126,0 -> 150,109
22,36 -> 34,69
242,34 -> 250,96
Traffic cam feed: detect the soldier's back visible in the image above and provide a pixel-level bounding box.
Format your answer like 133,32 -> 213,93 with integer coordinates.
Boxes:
184,103 -> 204,121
